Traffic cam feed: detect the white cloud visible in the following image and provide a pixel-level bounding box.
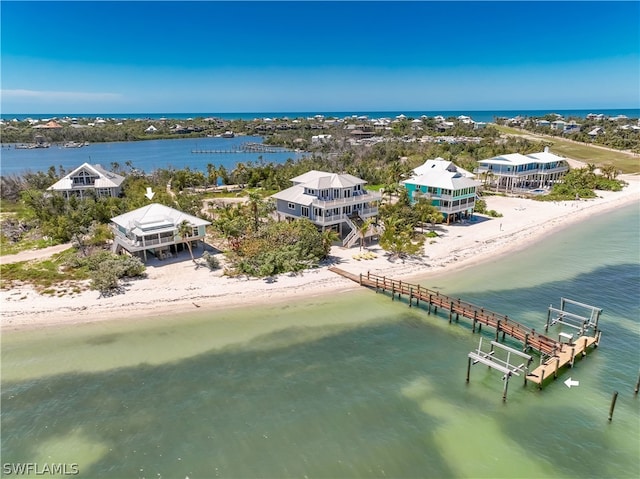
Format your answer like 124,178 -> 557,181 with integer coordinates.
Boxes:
2,89 -> 123,103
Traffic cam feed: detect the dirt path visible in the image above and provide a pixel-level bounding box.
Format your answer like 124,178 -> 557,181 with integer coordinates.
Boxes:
0,243 -> 73,265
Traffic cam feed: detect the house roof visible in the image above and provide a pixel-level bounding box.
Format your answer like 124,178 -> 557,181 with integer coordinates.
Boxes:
271,187 -> 316,206
111,203 -> 211,233
33,120 -> 62,129
402,170 -> 480,190
272,170 -> 368,206
47,163 -> 125,191
523,151 -> 567,164
412,158 -> 475,178
289,170 -> 366,188
479,150 -> 567,167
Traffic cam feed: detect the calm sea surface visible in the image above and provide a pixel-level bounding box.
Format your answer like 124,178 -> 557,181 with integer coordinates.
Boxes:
1,204 -> 638,478
0,136 -> 307,176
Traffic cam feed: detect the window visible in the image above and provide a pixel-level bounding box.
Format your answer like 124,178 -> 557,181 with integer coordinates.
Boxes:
288,202 -> 295,210
71,170 -> 97,185
301,206 -> 309,217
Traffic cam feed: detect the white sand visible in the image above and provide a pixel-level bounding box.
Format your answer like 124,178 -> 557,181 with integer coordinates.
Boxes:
2,174 -> 639,331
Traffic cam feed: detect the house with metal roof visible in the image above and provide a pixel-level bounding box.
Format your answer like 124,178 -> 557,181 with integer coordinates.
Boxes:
476,147 -> 569,193
110,203 -> 211,262
271,170 -> 381,248
401,158 -> 481,223
47,162 -> 125,199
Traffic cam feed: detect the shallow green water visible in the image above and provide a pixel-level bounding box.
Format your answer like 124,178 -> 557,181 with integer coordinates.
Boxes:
2,205 -> 639,479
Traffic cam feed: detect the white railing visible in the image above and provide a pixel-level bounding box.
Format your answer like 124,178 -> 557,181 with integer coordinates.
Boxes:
113,228 -> 197,249
313,207 -> 378,225
311,190 -> 382,208
476,166 -> 568,177
342,216 -> 359,248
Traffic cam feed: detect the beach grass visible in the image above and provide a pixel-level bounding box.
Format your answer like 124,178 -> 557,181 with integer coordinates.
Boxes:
0,249 -> 89,291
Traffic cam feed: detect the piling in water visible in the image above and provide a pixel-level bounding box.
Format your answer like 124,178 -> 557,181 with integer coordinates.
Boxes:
608,391 -> 618,421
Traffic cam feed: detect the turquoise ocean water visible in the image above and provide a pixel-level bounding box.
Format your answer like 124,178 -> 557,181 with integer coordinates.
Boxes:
1,204 -> 639,478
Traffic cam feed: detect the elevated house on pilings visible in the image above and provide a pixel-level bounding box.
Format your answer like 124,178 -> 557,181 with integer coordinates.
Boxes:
110,203 -> 210,262
271,170 -> 381,248
475,147 -> 569,194
400,157 -> 481,224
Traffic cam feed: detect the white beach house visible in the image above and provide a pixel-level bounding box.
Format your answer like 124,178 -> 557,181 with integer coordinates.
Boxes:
400,158 -> 481,223
110,203 -> 211,262
476,148 -> 569,193
47,162 -> 125,199
271,170 -> 381,248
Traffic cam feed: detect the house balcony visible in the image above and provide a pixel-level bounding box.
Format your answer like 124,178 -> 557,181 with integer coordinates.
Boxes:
310,190 -> 382,208
437,199 -> 476,214
475,166 -> 568,177
277,207 -> 378,227
312,207 -> 378,226
112,228 -> 201,252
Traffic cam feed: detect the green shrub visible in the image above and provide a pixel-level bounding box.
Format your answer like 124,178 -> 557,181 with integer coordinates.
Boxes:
201,251 -> 221,270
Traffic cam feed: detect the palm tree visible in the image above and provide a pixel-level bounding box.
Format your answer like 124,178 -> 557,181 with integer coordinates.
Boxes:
357,218 -> 374,251
206,163 -> 218,188
246,191 -> 263,231
233,162 -> 248,187
382,183 -> 400,203
176,220 -> 195,263
321,229 -> 340,258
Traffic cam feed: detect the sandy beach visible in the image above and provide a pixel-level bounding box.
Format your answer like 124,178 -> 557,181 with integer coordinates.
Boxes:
2,174 -> 639,331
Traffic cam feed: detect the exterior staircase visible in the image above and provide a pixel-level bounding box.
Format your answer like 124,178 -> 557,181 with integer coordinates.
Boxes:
342,212 -> 380,248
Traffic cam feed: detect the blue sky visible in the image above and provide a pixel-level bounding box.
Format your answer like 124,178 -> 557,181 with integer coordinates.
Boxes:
1,1 -> 639,113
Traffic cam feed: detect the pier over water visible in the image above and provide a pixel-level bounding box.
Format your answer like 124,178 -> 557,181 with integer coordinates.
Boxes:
329,268 -> 603,393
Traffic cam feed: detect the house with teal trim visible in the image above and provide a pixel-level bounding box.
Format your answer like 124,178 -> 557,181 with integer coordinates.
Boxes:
400,158 -> 481,224
110,203 -> 210,262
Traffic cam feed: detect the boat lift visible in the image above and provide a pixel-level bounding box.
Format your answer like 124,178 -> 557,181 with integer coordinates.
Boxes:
545,297 -> 602,338
466,337 -> 532,401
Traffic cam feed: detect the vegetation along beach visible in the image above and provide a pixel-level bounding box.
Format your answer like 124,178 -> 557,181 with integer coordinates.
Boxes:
2,1 -> 639,478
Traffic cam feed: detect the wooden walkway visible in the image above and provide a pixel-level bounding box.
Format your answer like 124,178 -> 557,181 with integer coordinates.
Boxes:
329,268 -> 601,384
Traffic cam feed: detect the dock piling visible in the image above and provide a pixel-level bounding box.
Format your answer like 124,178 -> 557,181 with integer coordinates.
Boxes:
608,391 -> 619,421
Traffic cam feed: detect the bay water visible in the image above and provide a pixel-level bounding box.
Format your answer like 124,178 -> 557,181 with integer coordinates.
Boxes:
0,136 -> 306,176
1,204 -> 638,478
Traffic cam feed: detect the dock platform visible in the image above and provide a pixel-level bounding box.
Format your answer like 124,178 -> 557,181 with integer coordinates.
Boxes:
526,335 -> 598,385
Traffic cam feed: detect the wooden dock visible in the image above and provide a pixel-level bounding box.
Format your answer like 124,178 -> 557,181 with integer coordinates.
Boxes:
329,268 -> 601,389
191,142 -> 293,154
526,335 -> 598,385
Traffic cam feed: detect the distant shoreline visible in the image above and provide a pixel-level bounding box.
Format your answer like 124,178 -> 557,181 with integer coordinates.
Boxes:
2,108 -> 639,123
